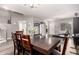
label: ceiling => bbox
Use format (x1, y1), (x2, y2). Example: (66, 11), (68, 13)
(0, 4), (79, 19)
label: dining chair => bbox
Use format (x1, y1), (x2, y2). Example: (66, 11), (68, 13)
(12, 32), (23, 55)
(52, 36), (69, 55)
(22, 35), (32, 55)
(15, 33), (23, 55)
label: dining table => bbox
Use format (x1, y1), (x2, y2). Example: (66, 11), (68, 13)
(30, 35), (60, 55)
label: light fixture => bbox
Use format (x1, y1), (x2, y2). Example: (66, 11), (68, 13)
(7, 10), (11, 24)
(74, 12), (78, 17)
(24, 4), (40, 8)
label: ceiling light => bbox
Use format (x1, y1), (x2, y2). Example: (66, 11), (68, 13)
(24, 4), (40, 8)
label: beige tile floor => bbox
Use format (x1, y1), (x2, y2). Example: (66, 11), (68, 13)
(0, 40), (14, 55)
(65, 38), (76, 55)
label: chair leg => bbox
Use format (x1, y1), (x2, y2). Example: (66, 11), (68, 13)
(17, 49), (20, 55)
(14, 47), (16, 55)
(14, 49), (15, 55)
(17, 50), (19, 55)
(23, 49), (25, 55)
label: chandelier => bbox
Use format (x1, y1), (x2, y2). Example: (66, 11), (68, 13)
(24, 4), (40, 8)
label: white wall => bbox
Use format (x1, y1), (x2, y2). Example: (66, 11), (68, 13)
(44, 17), (73, 35)
(48, 21), (55, 34)
(44, 19), (55, 35)
(54, 18), (73, 35)
(0, 9), (33, 43)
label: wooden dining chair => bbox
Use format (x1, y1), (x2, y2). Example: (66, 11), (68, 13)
(22, 35), (32, 55)
(12, 32), (23, 55)
(15, 33), (23, 54)
(52, 36), (69, 55)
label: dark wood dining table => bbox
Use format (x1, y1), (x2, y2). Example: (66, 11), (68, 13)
(30, 35), (60, 55)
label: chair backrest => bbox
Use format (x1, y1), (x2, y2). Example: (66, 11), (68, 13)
(12, 32), (23, 47)
(16, 31), (23, 34)
(22, 35), (32, 53)
(15, 33), (22, 40)
(15, 33), (23, 47)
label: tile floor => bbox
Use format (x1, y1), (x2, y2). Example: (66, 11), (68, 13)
(0, 40), (14, 55)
